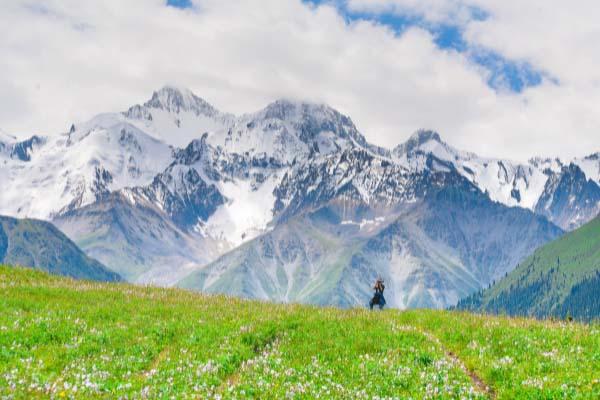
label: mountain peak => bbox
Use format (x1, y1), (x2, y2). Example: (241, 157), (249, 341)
(261, 98), (301, 120)
(410, 129), (442, 142)
(144, 85), (220, 117)
(252, 98), (378, 153)
(261, 98), (333, 121)
(393, 129), (444, 156)
(409, 129), (442, 144)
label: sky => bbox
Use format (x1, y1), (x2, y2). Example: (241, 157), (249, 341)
(1, 0), (599, 161)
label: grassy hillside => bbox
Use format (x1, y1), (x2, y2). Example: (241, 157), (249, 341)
(0, 216), (121, 282)
(457, 215), (600, 320)
(1, 266), (598, 399)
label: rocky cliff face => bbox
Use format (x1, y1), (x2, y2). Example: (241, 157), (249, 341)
(534, 163), (600, 230)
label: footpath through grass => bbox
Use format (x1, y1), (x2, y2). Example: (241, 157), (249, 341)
(0, 265), (598, 399)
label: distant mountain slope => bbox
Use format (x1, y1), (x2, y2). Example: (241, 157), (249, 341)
(53, 192), (227, 284)
(179, 171), (562, 308)
(0, 215), (120, 282)
(456, 215), (600, 321)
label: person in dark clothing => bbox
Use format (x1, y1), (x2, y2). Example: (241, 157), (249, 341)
(369, 278), (386, 310)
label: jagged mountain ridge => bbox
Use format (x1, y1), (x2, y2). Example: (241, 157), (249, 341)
(392, 131), (600, 229)
(534, 163), (600, 230)
(2, 86), (598, 229)
(1, 86), (598, 308)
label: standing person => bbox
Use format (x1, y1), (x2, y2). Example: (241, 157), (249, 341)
(369, 278), (386, 310)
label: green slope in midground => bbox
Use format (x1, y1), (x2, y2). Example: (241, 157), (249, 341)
(1, 266), (598, 399)
(457, 215), (600, 320)
(0, 215), (121, 282)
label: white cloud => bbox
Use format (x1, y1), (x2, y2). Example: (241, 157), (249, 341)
(0, 0), (598, 161)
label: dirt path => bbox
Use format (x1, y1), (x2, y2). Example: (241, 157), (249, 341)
(418, 329), (496, 399)
(140, 345), (171, 380)
(215, 335), (281, 395)
(391, 323), (495, 398)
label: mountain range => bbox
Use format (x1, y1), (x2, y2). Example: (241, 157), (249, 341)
(1, 86), (598, 308)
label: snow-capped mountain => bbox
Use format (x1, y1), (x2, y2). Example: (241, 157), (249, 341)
(2, 86), (598, 308)
(6, 87), (595, 229)
(124, 86), (235, 148)
(392, 131), (547, 209)
(391, 130), (600, 230)
(204, 99), (384, 164)
(0, 113), (174, 219)
(392, 130), (551, 209)
(123, 86), (375, 161)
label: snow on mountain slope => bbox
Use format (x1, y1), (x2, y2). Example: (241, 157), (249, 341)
(53, 132), (287, 283)
(124, 86), (235, 148)
(128, 135), (287, 247)
(203, 173), (281, 247)
(392, 130), (554, 210)
(0, 113), (174, 219)
(0, 128), (46, 162)
(274, 148), (414, 221)
(121, 89), (390, 247)
(390, 130), (600, 230)
(122, 89), (389, 247)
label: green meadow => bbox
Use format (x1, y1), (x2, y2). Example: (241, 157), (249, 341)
(0, 265), (598, 399)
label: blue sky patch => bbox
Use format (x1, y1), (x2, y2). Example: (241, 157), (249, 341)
(167, 0), (192, 9)
(304, 0), (548, 93)
(470, 49), (544, 92)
